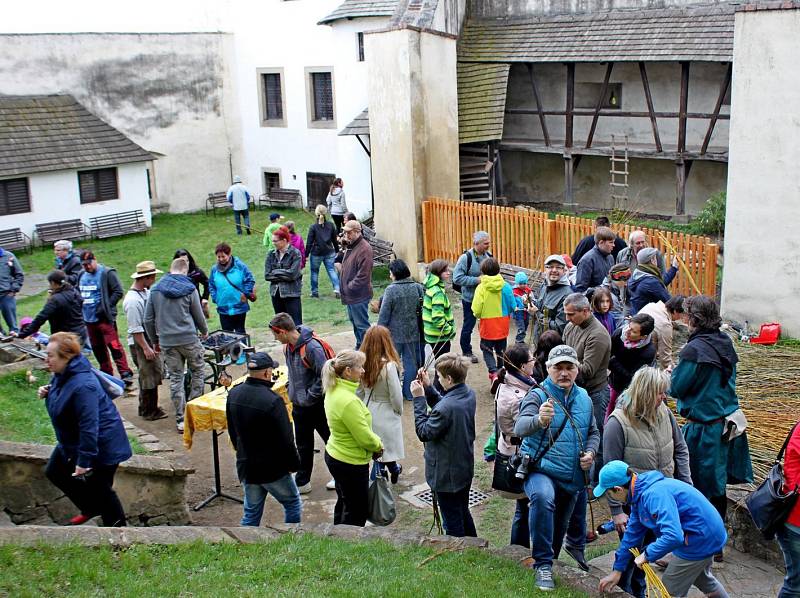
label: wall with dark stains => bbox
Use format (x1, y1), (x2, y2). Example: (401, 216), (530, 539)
(0, 33), (241, 212)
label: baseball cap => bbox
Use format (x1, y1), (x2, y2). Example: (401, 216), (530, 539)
(544, 254), (567, 267)
(269, 212), (282, 221)
(247, 352), (279, 371)
(80, 250), (95, 264)
(546, 345), (579, 367)
(593, 460), (633, 498)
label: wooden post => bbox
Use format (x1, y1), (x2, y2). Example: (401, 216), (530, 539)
(675, 159), (694, 216)
(705, 243), (719, 296)
(701, 63), (732, 155)
(585, 62), (613, 149)
(565, 63), (575, 149)
(677, 62), (690, 154)
(527, 64), (550, 147)
(546, 219), (558, 256)
(564, 154), (577, 210)
(639, 62), (662, 152)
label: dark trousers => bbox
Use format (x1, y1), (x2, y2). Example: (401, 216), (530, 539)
(459, 300), (477, 356)
(45, 447), (126, 527)
(436, 485), (477, 538)
(271, 290), (303, 326)
(331, 214), (344, 232)
(293, 401), (330, 487)
(86, 321), (132, 379)
(324, 452), (369, 527)
(219, 312), (247, 334)
(479, 337), (507, 373)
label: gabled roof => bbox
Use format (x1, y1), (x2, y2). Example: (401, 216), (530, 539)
(0, 94), (155, 178)
(458, 63), (510, 144)
(339, 108), (370, 136)
(458, 6), (736, 63)
(318, 0), (399, 25)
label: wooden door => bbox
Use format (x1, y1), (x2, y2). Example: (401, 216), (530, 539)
(306, 172), (335, 210)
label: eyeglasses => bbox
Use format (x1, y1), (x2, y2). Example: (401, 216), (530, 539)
(545, 265), (565, 270)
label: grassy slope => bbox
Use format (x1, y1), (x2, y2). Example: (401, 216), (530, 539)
(0, 534), (588, 597)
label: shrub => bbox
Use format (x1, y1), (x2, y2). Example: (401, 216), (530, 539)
(694, 191), (726, 237)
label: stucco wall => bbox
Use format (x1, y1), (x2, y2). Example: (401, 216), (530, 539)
(367, 28), (459, 266)
(471, 0), (733, 17)
(721, 8), (800, 337)
(0, 162), (152, 239)
(0, 33), (240, 213)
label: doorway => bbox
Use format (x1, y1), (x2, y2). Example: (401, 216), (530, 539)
(306, 171), (336, 210)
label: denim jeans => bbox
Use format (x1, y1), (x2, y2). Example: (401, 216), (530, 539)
(241, 473), (302, 526)
(514, 312), (528, 343)
(436, 485), (477, 538)
(233, 209), (251, 235)
(565, 488), (588, 552)
(511, 497), (530, 547)
(778, 524), (800, 598)
(309, 253), (340, 296)
(346, 301), (371, 349)
(459, 299), (477, 355)
(0, 293), (18, 332)
(524, 472), (579, 568)
(479, 338), (507, 374)
(396, 341), (422, 399)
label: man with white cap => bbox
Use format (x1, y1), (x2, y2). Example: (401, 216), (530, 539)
(513, 344), (599, 592)
(596, 460), (729, 597)
(123, 261), (166, 421)
(628, 247), (679, 315)
(529, 254), (572, 343)
(226, 175), (252, 235)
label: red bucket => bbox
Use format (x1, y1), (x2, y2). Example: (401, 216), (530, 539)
(750, 322), (781, 345)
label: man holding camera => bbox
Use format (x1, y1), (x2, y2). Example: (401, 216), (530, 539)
(513, 345), (600, 592)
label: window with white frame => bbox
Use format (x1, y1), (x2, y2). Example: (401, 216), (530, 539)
(305, 67), (336, 129)
(257, 68), (287, 127)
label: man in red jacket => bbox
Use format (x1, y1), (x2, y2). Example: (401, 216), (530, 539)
(777, 420), (800, 597)
(339, 220), (373, 349)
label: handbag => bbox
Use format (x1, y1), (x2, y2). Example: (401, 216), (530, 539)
(367, 462), (396, 526)
(221, 268), (256, 302)
(745, 422), (799, 539)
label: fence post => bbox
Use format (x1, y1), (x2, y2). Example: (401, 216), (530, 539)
(546, 219), (558, 257)
(705, 243), (719, 296)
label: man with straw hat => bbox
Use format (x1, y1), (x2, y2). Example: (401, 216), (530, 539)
(123, 260), (166, 421)
(596, 460), (730, 597)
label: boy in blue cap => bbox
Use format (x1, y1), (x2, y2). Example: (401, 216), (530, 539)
(596, 460), (729, 598)
(512, 270), (533, 343)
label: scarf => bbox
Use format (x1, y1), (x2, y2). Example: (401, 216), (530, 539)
(622, 322), (652, 349)
(595, 311), (616, 335)
(636, 263), (665, 288)
(680, 328), (739, 386)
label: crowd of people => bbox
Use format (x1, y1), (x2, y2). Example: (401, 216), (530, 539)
(17, 203), (799, 598)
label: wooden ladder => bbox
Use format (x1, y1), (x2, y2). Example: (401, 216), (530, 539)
(610, 134), (629, 209)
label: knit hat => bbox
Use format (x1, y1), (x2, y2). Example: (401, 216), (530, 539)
(514, 271), (529, 285)
(637, 247), (659, 265)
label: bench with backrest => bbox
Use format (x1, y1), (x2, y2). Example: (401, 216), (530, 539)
(499, 263), (543, 291)
(35, 219), (91, 247)
(90, 210), (149, 240)
(258, 188), (302, 210)
(207, 191), (257, 215)
(363, 225), (395, 266)
(0, 228), (32, 254)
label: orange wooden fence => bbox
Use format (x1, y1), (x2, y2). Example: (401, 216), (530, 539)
(421, 198), (719, 297)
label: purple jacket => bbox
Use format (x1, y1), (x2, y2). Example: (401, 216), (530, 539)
(289, 233), (306, 268)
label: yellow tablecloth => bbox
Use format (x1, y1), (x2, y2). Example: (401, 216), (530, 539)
(182, 366), (291, 449)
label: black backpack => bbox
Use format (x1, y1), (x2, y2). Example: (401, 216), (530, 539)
(451, 251), (472, 294)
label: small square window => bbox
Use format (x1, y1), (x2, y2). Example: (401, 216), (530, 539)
(0, 177), (31, 215)
(78, 168), (118, 203)
(356, 32), (365, 62)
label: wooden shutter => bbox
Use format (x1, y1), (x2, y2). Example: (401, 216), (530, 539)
(97, 168), (118, 200)
(0, 178), (31, 215)
(312, 72), (333, 121)
(263, 73), (283, 120)
(78, 170), (98, 203)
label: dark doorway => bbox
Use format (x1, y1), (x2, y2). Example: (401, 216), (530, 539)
(306, 171), (335, 210)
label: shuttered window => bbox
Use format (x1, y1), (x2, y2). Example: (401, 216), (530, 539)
(78, 168), (119, 203)
(262, 73), (283, 121)
(0, 178), (31, 215)
(312, 72), (334, 121)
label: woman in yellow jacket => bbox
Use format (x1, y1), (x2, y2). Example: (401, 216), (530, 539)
(323, 350), (384, 526)
(472, 257), (517, 382)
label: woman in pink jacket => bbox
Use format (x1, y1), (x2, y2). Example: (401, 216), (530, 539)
(285, 221), (306, 269)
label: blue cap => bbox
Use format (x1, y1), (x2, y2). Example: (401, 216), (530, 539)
(514, 271), (529, 285)
(593, 460), (632, 498)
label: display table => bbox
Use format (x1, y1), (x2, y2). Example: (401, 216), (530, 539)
(182, 366), (290, 510)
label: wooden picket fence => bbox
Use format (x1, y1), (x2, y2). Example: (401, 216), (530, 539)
(421, 197), (719, 297)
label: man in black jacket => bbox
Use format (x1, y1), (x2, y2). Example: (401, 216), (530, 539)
(78, 251), (133, 386)
(226, 352), (302, 525)
(54, 240), (83, 286)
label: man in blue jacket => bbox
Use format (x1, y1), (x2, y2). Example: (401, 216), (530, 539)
(596, 460), (729, 598)
(451, 231), (491, 363)
(628, 247), (679, 315)
(227, 175), (252, 235)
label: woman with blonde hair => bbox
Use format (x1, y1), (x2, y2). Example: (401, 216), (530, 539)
(358, 326), (404, 484)
(305, 204), (340, 298)
(603, 365), (692, 597)
(323, 350), (384, 526)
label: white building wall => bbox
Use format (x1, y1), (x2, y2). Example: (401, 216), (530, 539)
(230, 1), (385, 218)
(721, 8), (800, 337)
(0, 162), (152, 239)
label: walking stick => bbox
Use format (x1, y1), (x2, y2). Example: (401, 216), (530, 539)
(656, 232), (701, 295)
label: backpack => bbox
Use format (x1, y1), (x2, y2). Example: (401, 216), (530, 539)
(452, 250), (473, 294)
(288, 332), (336, 369)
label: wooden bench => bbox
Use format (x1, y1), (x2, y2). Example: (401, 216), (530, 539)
(207, 191), (258, 215)
(367, 234), (395, 266)
(500, 263), (544, 292)
(258, 188), (302, 210)
(0, 228), (32, 254)
(90, 210), (149, 239)
(35, 219), (91, 247)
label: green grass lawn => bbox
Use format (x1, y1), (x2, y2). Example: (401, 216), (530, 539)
(15, 208), (390, 342)
(0, 534), (588, 597)
(0, 369), (145, 454)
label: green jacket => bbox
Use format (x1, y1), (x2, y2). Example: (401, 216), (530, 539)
(324, 378), (383, 465)
(422, 273), (455, 344)
(262, 222), (283, 250)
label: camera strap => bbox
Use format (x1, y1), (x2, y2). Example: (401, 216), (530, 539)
(530, 403), (570, 467)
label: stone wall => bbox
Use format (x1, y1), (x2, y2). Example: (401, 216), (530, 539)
(0, 441), (193, 526)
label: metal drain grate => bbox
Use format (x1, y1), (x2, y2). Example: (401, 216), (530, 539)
(414, 487), (491, 508)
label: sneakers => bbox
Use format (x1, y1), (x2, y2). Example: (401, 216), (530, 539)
(535, 565), (555, 591)
(297, 483), (312, 495)
(488, 372), (498, 383)
(143, 408), (168, 421)
(564, 545), (589, 572)
(310, 292), (319, 298)
(122, 375), (134, 389)
(176, 422), (184, 433)
(69, 514), (91, 525)
(334, 290), (341, 299)
(390, 464), (402, 485)
(465, 353), (479, 364)
(326, 479), (336, 490)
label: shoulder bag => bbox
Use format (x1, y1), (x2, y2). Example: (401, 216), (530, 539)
(367, 461), (396, 526)
(221, 267), (256, 302)
(745, 422), (799, 539)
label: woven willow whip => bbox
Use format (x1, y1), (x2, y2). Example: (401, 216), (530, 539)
(629, 548), (672, 598)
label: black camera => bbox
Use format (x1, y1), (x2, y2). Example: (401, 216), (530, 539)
(511, 453), (531, 480)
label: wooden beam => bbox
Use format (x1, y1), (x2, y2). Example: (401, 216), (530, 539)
(678, 62), (690, 154)
(585, 62), (613, 150)
(565, 63), (575, 149)
(505, 108), (728, 119)
(526, 64), (550, 147)
(639, 62), (662, 152)
(564, 155), (575, 207)
(675, 158), (692, 215)
(701, 63), (732, 155)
